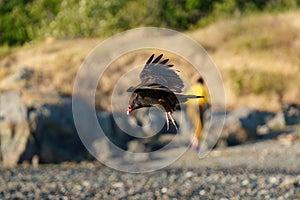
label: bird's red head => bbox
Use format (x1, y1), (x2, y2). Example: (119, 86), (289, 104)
(127, 104), (135, 115)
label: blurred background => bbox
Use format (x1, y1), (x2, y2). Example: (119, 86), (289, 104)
(1, 0), (300, 109)
(0, 0), (300, 199)
(0, 0), (300, 198)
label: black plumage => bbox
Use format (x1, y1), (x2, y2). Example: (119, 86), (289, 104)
(127, 54), (203, 130)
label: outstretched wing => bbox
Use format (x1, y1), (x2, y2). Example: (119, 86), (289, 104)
(138, 54), (184, 93)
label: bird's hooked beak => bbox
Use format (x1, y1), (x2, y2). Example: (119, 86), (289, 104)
(127, 105), (134, 115)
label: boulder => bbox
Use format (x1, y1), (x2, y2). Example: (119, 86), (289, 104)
(256, 103), (300, 139)
(257, 111), (285, 135)
(94, 110), (116, 159)
(0, 67), (33, 89)
(283, 103), (300, 126)
(0, 91), (30, 166)
(27, 98), (87, 163)
(95, 107), (190, 156)
(215, 107), (274, 146)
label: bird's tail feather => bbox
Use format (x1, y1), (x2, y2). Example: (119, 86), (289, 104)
(177, 94), (204, 103)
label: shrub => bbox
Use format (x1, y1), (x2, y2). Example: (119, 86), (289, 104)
(227, 68), (292, 97)
(0, 0), (300, 46)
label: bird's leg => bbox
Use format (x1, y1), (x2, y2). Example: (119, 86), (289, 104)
(165, 112), (170, 130)
(167, 112), (178, 130)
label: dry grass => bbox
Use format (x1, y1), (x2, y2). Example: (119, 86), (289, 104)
(189, 10), (300, 110)
(0, 38), (100, 106)
(1, 11), (300, 111)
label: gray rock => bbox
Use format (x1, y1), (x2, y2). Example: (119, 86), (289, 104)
(267, 111), (286, 129)
(94, 107), (193, 156)
(0, 67), (33, 88)
(125, 140), (149, 162)
(127, 140), (146, 153)
(257, 111), (285, 135)
(0, 90), (27, 124)
(283, 103), (300, 125)
(27, 98), (87, 163)
(256, 104), (300, 138)
(0, 91), (30, 166)
(215, 107), (274, 146)
(97, 111), (113, 135)
(94, 111), (115, 159)
(112, 123), (134, 151)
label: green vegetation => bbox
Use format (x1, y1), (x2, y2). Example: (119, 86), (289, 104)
(1, 0), (300, 46)
(227, 68), (293, 97)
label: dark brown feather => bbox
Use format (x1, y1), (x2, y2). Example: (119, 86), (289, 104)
(127, 54), (204, 126)
(139, 54), (184, 93)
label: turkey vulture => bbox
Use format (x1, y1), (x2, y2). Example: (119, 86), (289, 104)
(126, 54), (203, 130)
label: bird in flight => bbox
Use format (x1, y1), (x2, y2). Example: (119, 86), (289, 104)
(126, 54), (203, 130)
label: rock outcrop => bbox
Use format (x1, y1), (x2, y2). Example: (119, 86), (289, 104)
(0, 91), (30, 166)
(1, 90), (299, 166)
(26, 98), (87, 163)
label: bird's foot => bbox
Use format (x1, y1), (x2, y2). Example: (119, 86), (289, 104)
(165, 112), (178, 131)
(165, 112), (170, 130)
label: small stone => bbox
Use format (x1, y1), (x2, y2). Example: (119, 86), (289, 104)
(184, 171), (194, 178)
(268, 176), (278, 184)
(161, 187), (168, 193)
(199, 189), (206, 195)
(82, 180), (90, 187)
(32, 155), (39, 168)
(112, 182), (124, 189)
(241, 179), (249, 186)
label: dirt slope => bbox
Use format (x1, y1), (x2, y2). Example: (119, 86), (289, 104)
(1, 11), (300, 111)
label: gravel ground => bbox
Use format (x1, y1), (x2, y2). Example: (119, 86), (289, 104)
(1, 139), (300, 199)
(0, 165), (299, 199)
